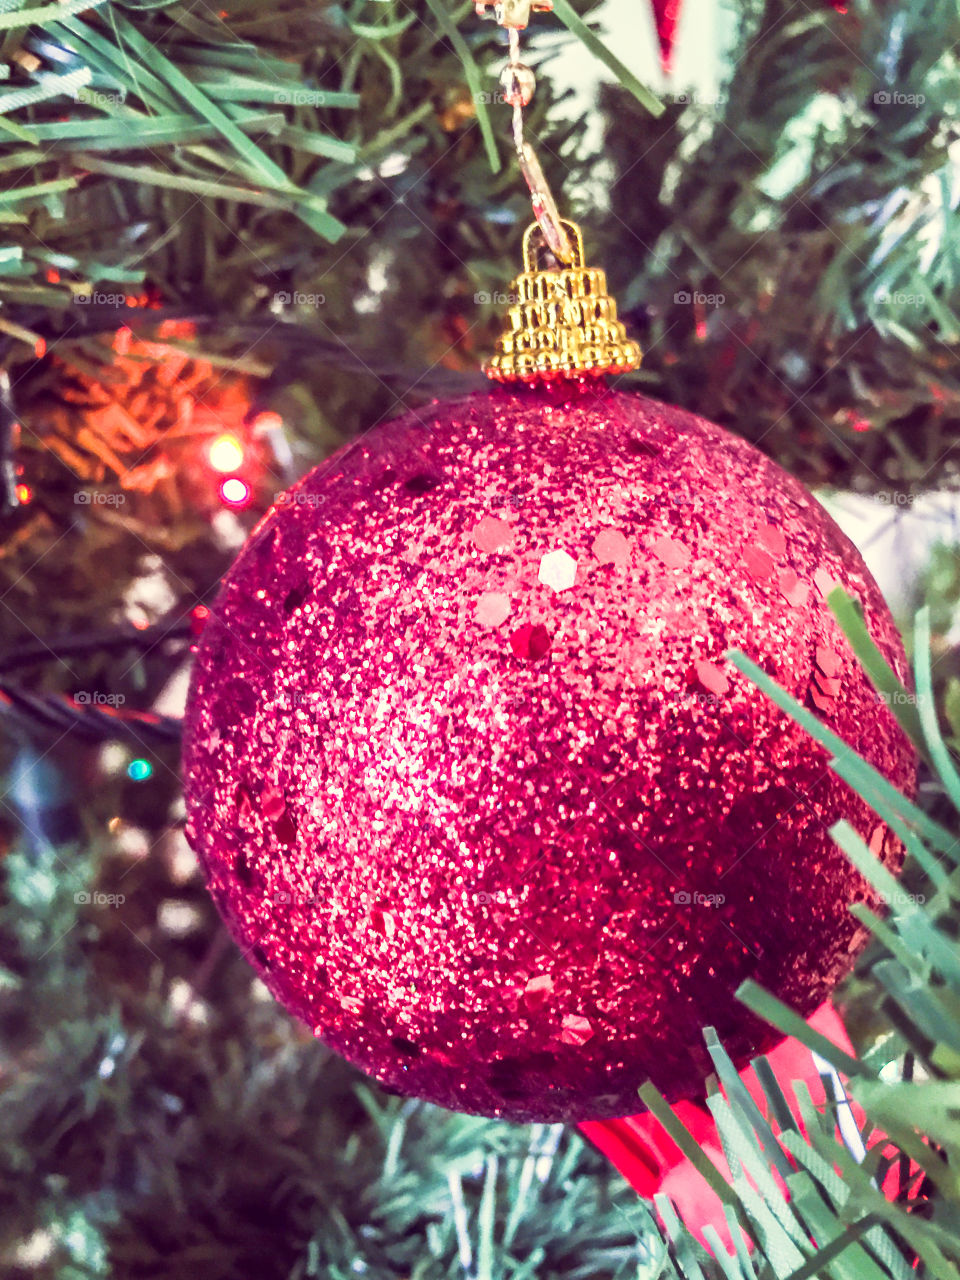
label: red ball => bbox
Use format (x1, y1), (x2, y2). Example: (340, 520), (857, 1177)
(183, 386), (914, 1122)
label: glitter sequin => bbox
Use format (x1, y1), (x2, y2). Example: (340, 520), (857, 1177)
(592, 529), (630, 566)
(476, 592), (512, 628)
(538, 549), (578, 592)
(183, 386), (915, 1123)
(472, 515), (514, 552)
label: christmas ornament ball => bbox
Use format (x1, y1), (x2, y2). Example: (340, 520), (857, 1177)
(183, 386), (914, 1122)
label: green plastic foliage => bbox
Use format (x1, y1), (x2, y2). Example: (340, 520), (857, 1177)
(0, 0), (654, 311)
(603, 0), (960, 492)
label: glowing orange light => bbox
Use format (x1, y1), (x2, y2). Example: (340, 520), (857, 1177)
(34, 338), (46, 358)
(15, 483), (32, 505)
(46, 268), (61, 284)
(220, 477), (250, 507)
(208, 433), (245, 473)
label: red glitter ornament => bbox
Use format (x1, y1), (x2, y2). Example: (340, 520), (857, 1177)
(182, 385), (914, 1123)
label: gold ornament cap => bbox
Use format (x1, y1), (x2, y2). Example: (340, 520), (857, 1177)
(484, 220), (642, 384)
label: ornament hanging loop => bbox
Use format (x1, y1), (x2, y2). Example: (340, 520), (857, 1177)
(522, 217), (583, 272)
(477, 0), (640, 380)
(477, 1), (574, 264)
